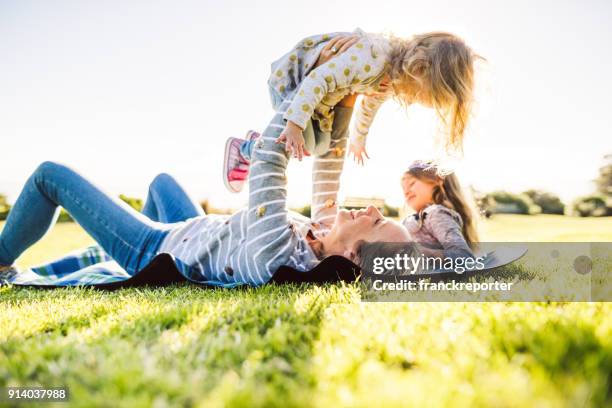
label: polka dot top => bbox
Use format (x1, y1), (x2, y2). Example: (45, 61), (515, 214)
(268, 28), (392, 146)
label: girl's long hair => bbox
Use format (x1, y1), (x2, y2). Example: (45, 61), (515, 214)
(387, 32), (483, 153)
(404, 167), (479, 248)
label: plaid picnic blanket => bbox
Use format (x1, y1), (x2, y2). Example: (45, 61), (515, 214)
(11, 246), (133, 286)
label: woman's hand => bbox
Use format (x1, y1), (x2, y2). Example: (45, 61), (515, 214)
(314, 35), (359, 68)
(349, 142), (370, 166)
(276, 121), (310, 160)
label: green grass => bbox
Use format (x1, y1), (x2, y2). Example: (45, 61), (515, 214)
(1, 215), (611, 407)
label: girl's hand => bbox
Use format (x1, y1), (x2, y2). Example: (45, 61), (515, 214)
(314, 35), (359, 68)
(349, 142), (370, 166)
(276, 121), (310, 160)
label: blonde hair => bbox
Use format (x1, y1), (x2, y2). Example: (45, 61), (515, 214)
(388, 32), (482, 153)
(404, 166), (479, 249)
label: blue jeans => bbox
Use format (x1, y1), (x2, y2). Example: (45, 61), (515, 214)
(141, 173), (203, 224)
(0, 162), (202, 275)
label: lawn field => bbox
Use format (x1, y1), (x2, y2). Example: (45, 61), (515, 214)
(1, 215), (611, 407)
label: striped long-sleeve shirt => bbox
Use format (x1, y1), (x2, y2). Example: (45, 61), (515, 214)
(158, 107), (355, 287)
(310, 105), (352, 229)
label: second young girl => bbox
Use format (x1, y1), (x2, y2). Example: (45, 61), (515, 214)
(401, 160), (479, 260)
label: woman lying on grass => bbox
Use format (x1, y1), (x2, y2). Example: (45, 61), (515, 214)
(0, 92), (410, 288)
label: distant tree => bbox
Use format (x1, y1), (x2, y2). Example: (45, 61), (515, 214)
(291, 204), (311, 218)
(57, 208), (73, 222)
(595, 153), (612, 197)
(486, 191), (540, 215)
(199, 199), (234, 215)
(523, 190), (565, 215)
(470, 187), (493, 218)
(571, 194), (610, 217)
(200, 199), (210, 214)
(119, 194), (143, 212)
(383, 204), (399, 218)
(0, 194), (10, 221)
(569, 154), (612, 217)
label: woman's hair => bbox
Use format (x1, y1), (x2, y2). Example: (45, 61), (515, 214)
(404, 164), (479, 248)
(387, 32), (483, 153)
(355, 240), (419, 275)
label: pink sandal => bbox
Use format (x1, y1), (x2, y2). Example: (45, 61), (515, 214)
(222, 130), (260, 193)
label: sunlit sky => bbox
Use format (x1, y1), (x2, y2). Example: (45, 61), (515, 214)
(2, 0), (611, 210)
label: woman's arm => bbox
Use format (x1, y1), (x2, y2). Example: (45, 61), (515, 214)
(244, 115), (300, 284)
(310, 95), (355, 228)
(242, 37), (363, 283)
